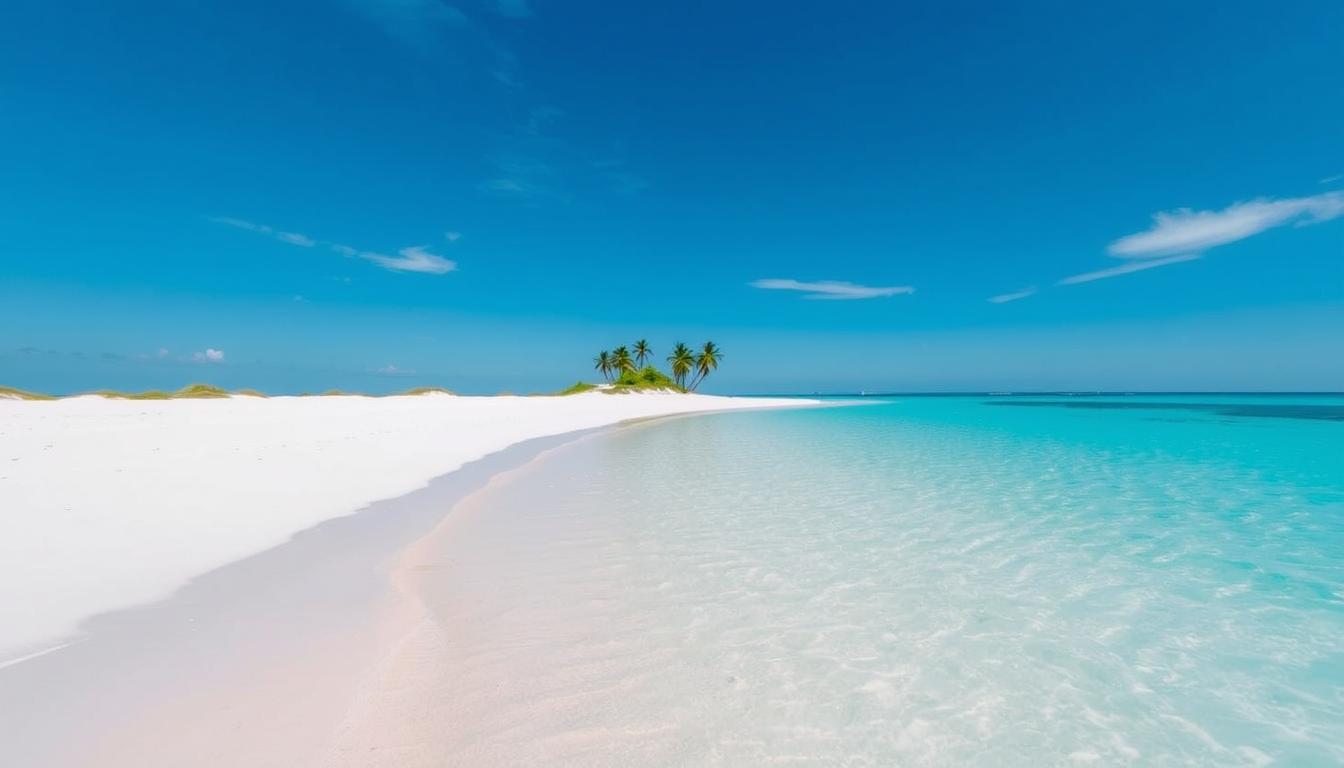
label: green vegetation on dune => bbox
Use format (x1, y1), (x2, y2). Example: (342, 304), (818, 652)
(607, 365), (682, 393)
(556, 381), (599, 395)
(87, 383), (230, 400)
(5, 384), (460, 399)
(87, 389), (171, 400)
(0, 385), (56, 400)
(400, 386), (454, 396)
(4, 343), (719, 402)
(174, 383), (231, 398)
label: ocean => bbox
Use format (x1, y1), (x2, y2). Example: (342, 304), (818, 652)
(419, 394), (1344, 765)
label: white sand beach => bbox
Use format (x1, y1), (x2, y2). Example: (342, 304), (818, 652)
(0, 391), (812, 663)
(0, 391), (819, 766)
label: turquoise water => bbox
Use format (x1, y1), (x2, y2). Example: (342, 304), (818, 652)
(430, 395), (1344, 765)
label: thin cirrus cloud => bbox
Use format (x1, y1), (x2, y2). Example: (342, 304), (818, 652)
(214, 217), (457, 275)
(275, 232), (316, 247)
(751, 279), (915, 300)
(358, 245), (457, 275)
(987, 287), (1038, 304)
(339, 0), (525, 90)
(212, 217), (315, 248)
(480, 154), (560, 202)
(1106, 191), (1344, 259)
(1048, 190), (1344, 289)
(480, 177), (541, 197)
(1057, 253), (1202, 286)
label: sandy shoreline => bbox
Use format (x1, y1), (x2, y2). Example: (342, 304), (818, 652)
(325, 427), (622, 766)
(0, 392), (816, 766)
(0, 391), (814, 662)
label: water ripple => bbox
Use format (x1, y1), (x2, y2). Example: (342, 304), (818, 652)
(419, 398), (1344, 766)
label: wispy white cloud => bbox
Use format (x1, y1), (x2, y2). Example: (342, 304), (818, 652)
(339, 0), (527, 95)
(214, 216), (459, 275)
(478, 172), (556, 200)
(1107, 192), (1344, 258)
(276, 232), (316, 247)
(212, 217), (317, 249)
(1057, 253), (1201, 286)
(483, 106), (651, 203)
(192, 348), (225, 363)
(480, 177), (536, 196)
(479, 157), (559, 200)
(1321, 174), (1342, 185)
(751, 278), (915, 300)
(130, 347), (172, 362)
(1046, 190), (1343, 290)
(988, 287), (1038, 304)
(359, 245), (457, 274)
(211, 216), (271, 234)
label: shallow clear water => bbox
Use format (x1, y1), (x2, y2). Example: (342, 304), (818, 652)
(429, 395), (1344, 766)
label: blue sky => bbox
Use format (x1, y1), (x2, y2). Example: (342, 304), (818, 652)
(1, 0), (1341, 394)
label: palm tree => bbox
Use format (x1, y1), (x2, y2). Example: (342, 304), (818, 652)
(593, 350), (613, 382)
(612, 346), (634, 375)
(633, 339), (652, 369)
(688, 341), (722, 392)
(667, 342), (694, 389)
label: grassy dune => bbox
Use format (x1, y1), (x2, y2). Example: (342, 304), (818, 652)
(0, 383), (466, 400)
(0, 385), (57, 401)
(3, 378), (701, 400)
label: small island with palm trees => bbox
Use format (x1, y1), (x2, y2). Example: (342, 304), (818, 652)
(569, 339), (721, 394)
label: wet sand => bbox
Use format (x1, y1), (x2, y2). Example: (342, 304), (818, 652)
(0, 429), (599, 767)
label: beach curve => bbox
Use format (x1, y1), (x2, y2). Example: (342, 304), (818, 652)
(0, 391), (816, 663)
